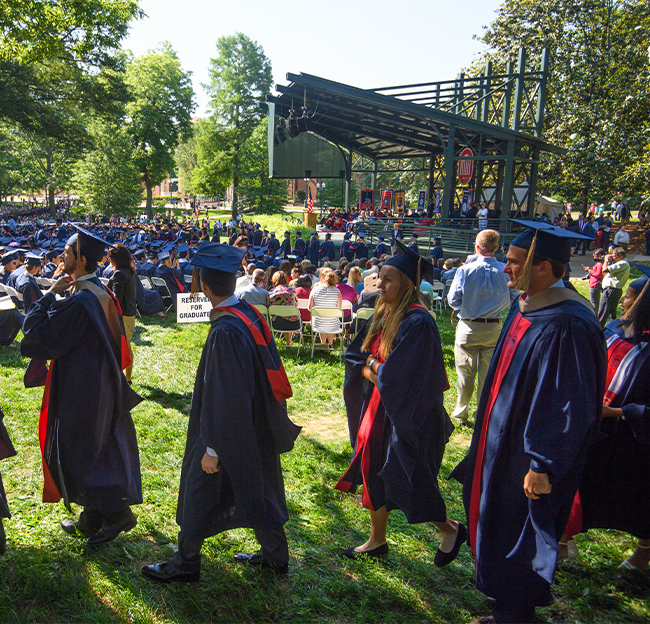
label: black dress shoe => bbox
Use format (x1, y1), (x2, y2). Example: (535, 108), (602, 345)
(434, 522), (466, 567)
(61, 518), (99, 538)
(87, 511), (137, 546)
(233, 552), (288, 574)
(339, 543), (389, 560)
(142, 561), (200, 583)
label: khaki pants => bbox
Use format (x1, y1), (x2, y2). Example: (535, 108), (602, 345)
(452, 319), (502, 422)
(123, 315), (135, 381)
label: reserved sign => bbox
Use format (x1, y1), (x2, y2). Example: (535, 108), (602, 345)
(176, 294), (211, 323)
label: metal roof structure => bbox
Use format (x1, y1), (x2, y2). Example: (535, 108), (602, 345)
(267, 49), (562, 221)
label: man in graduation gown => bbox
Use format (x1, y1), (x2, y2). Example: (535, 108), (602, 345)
(349, 233), (369, 260)
(15, 253), (44, 312)
(340, 232), (353, 260)
(1, 250), (20, 285)
(456, 220), (606, 624)
(319, 232), (336, 263)
(0, 406), (17, 555)
(20, 225), (143, 546)
(306, 231), (320, 266)
(374, 236), (389, 258)
(279, 231), (292, 258)
(293, 231), (306, 259)
(268, 232), (280, 257)
(153, 250), (185, 312)
(142, 243), (300, 582)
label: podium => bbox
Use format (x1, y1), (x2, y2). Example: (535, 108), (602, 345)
(304, 211), (317, 229)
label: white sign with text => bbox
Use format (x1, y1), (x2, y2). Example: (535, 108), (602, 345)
(176, 294), (212, 323)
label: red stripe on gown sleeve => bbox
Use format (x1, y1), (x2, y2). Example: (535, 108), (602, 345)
(38, 363), (61, 503)
(468, 312), (532, 558)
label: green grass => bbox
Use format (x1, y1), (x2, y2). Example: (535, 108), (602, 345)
(1, 295), (649, 623)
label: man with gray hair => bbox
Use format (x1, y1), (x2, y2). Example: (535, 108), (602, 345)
(447, 230), (512, 424)
(235, 268), (269, 307)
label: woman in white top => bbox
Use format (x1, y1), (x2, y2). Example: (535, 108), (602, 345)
(308, 268), (343, 346)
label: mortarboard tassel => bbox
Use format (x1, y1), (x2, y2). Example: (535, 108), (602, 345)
(190, 266), (200, 296)
(514, 232), (538, 293)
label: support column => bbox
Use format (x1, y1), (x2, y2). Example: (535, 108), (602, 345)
(344, 150), (353, 211)
(512, 49), (526, 132)
(527, 148), (541, 217)
(442, 125), (456, 219)
(500, 140), (516, 228)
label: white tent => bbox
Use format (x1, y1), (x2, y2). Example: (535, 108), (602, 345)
(533, 195), (564, 220)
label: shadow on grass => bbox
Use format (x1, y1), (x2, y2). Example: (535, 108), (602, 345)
(0, 342), (29, 370)
(137, 384), (192, 412)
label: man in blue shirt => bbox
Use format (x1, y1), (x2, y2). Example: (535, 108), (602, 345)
(447, 230), (512, 424)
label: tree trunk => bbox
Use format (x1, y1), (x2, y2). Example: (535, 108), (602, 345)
(146, 183), (153, 220)
(46, 151), (56, 217)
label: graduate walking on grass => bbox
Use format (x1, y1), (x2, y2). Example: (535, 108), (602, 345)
(20, 225), (143, 546)
(336, 240), (465, 566)
(142, 244), (301, 582)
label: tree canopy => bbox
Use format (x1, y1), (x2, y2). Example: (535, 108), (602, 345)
(475, 0), (650, 208)
(204, 32), (273, 217)
(125, 43), (195, 217)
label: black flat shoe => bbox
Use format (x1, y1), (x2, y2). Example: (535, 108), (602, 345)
(434, 522), (466, 567)
(142, 561), (200, 583)
(87, 511), (137, 546)
(233, 552), (288, 574)
(339, 543), (389, 560)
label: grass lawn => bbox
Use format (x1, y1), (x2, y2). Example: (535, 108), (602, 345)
(1, 279), (649, 623)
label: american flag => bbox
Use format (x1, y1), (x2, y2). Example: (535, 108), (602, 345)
(307, 186), (314, 213)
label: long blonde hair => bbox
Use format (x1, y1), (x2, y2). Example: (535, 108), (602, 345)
(361, 270), (420, 360)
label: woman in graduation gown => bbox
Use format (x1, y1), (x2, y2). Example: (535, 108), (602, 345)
(335, 241), (465, 565)
(566, 274), (650, 570)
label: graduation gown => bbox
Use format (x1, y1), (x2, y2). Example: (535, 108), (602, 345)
(349, 241), (368, 260)
(0, 407), (16, 519)
(15, 272), (42, 311)
(340, 240), (353, 261)
(453, 286), (606, 609)
(569, 320), (650, 539)
(336, 306), (453, 523)
(293, 238), (306, 259)
(269, 238), (280, 257)
(134, 274), (165, 315)
(20, 279), (143, 513)
(153, 264), (185, 312)
(374, 242), (389, 258)
(306, 237), (320, 265)
(279, 239), (291, 257)
(176, 300), (300, 540)
(0, 304), (23, 346)
(319, 239), (335, 262)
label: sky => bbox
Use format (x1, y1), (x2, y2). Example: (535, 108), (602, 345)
(123, 0), (504, 117)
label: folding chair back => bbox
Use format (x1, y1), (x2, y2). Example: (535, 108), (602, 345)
(309, 306), (344, 358)
(363, 273), (379, 291)
(354, 307), (374, 335)
(267, 305), (303, 351)
(151, 276), (174, 311)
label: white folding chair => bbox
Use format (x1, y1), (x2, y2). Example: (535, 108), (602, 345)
(363, 273), (379, 292)
(431, 281), (445, 311)
(252, 304), (269, 322)
(267, 305), (304, 351)
(139, 275), (154, 290)
(341, 299), (354, 335)
(0, 283), (6, 295)
(0, 295), (16, 311)
(150, 276), (174, 312)
(184, 274), (193, 285)
(309, 306), (344, 358)
(354, 307), (374, 335)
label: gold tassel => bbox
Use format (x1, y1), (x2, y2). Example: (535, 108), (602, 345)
(190, 266), (200, 297)
(513, 233), (538, 293)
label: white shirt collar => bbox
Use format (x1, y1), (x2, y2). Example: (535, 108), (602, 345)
(213, 294), (239, 308)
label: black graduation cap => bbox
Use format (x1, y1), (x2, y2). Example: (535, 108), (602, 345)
(190, 243), (246, 274)
(46, 249), (60, 261)
(385, 239), (434, 285)
(1, 250), (19, 266)
(509, 219), (593, 264)
(177, 243), (190, 254)
(632, 263), (650, 279)
(66, 223), (115, 264)
(24, 252), (42, 267)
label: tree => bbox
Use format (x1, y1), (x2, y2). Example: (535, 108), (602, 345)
(72, 119), (142, 215)
(474, 0), (650, 209)
(125, 43), (195, 218)
(191, 118), (232, 198)
(237, 120), (288, 213)
(205, 32), (273, 218)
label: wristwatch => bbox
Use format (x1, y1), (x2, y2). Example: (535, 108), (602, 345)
(367, 357), (376, 372)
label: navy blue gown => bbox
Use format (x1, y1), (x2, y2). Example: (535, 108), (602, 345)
(454, 287), (606, 610)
